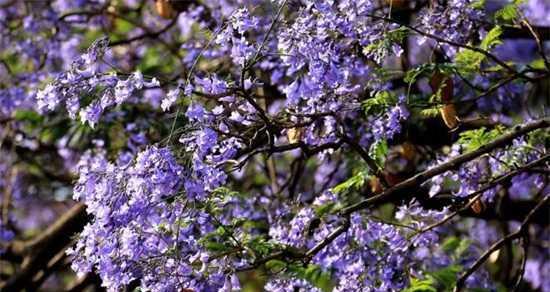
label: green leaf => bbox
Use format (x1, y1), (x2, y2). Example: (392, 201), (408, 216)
(403, 278), (437, 292)
(480, 26), (503, 51)
(470, 0), (485, 9)
(419, 107), (441, 118)
(428, 265), (462, 290)
(527, 128), (550, 148)
(455, 26), (502, 74)
(404, 64), (435, 85)
(441, 236), (461, 253)
(288, 264), (333, 292)
(115, 18), (134, 34)
(40, 126), (67, 144)
(204, 241), (230, 252)
(363, 27), (408, 62)
(138, 48), (162, 74)
(494, 1), (525, 23)
(13, 110), (44, 124)
(314, 202), (338, 217)
(458, 126), (505, 152)
(369, 139), (388, 168)
(246, 236), (276, 256)
(362, 91), (397, 115)
(331, 170), (369, 194)
(455, 238), (472, 258)
(454, 49), (485, 74)
(529, 59), (546, 70)
(265, 259), (287, 272)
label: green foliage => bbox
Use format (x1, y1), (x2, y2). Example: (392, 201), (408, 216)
(429, 77), (451, 104)
(480, 26), (503, 51)
(404, 237), (470, 292)
(288, 264), (333, 292)
(454, 48), (485, 74)
(403, 278), (437, 292)
(454, 26), (502, 74)
(363, 27), (408, 61)
(419, 107), (441, 118)
(212, 186), (242, 200)
(455, 238), (473, 259)
(114, 18), (135, 35)
(246, 236), (278, 257)
(494, 0), (526, 23)
(441, 236), (462, 253)
(404, 265), (462, 292)
(529, 59), (547, 70)
(138, 47), (177, 75)
(204, 241), (230, 252)
(0, 52), (31, 75)
(470, 0), (486, 10)
(265, 259), (287, 272)
(331, 170), (369, 195)
(458, 126), (505, 152)
(527, 128), (550, 148)
(13, 109), (44, 124)
(138, 47), (166, 75)
(404, 64), (434, 85)
(404, 63), (455, 86)
(369, 139), (388, 168)
(362, 91), (397, 115)
(40, 125), (68, 144)
(265, 261), (333, 291)
(291, 264), (333, 292)
(429, 265), (462, 291)
(442, 236), (472, 259)
(314, 201), (339, 217)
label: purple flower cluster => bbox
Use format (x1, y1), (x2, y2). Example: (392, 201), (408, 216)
(70, 146), (241, 291)
(417, 0), (485, 55)
(0, 0), (548, 291)
(36, 38), (162, 127)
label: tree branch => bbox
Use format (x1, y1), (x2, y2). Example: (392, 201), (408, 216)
(413, 154), (550, 236)
(454, 195), (549, 291)
(0, 203), (89, 291)
(341, 118), (549, 215)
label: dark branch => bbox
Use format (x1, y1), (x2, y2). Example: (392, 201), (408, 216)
(454, 195), (549, 291)
(0, 203), (89, 291)
(342, 118), (550, 215)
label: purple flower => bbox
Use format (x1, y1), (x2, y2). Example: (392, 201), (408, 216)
(161, 88), (180, 112)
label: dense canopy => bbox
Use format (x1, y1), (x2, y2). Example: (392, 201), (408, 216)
(0, 0), (549, 291)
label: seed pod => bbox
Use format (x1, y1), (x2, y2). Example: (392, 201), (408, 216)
(369, 176), (383, 194)
(440, 104), (459, 129)
(155, 0), (175, 19)
(399, 142), (416, 161)
(470, 197), (485, 214)
(106, 5), (117, 28)
(429, 71), (454, 102)
(430, 71), (458, 129)
(286, 127), (303, 144)
(489, 250), (500, 263)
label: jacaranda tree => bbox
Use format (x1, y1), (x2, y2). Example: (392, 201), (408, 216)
(0, 0), (549, 291)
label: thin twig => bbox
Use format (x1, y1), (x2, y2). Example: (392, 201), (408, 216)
(454, 195), (549, 291)
(341, 118), (550, 215)
(411, 154), (550, 237)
